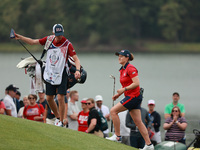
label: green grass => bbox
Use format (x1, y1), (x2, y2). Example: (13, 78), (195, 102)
(1, 41), (200, 53)
(0, 42), (42, 52)
(144, 41), (200, 53)
(0, 115), (137, 150)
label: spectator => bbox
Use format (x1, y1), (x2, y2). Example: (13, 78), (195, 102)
(37, 90), (47, 109)
(15, 91), (22, 111)
(126, 107), (151, 149)
(17, 96), (29, 118)
(95, 95), (110, 138)
(163, 106), (187, 144)
(16, 91), (24, 108)
(0, 100), (6, 114)
(85, 98), (103, 137)
(118, 110), (130, 145)
(3, 84), (19, 117)
(37, 90), (48, 123)
(46, 95), (68, 125)
(148, 99), (161, 145)
(164, 92), (185, 119)
(23, 94), (45, 122)
(67, 90), (80, 130)
(77, 98), (89, 132)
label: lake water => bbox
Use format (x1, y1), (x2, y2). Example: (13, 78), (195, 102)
(1, 52), (199, 116)
(0, 52), (199, 143)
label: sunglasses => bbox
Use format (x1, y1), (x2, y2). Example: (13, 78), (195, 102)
(28, 97), (35, 100)
(86, 103), (91, 105)
(172, 110), (178, 112)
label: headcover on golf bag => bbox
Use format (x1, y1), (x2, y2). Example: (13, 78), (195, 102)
(66, 57), (87, 89)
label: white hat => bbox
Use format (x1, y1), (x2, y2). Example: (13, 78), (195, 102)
(148, 99), (155, 105)
(95, 95), (103, 101)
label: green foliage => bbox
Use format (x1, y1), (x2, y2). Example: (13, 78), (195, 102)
(158, 0), (186, 41)
(0, 0), (200, 46)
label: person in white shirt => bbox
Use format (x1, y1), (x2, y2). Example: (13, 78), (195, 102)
(95, 95), (110, 138)
(67, 90), (80, 130)
(17, 96), (29, 118)
(3, 84), (19, 117)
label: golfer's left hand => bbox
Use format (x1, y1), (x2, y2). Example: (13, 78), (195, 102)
(75, 71), (81, 80)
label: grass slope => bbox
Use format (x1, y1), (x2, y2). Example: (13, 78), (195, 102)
(0, 115), (137, 150)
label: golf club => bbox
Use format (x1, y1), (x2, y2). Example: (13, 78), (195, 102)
(110, 74), (116, 133)
(10, 28), (40, 64)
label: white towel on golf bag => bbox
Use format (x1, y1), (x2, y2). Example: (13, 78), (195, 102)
(30, 63), (44, 94)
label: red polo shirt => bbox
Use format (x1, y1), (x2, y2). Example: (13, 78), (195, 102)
(39, 36), (76, 59)
(120, 63), (140, 97)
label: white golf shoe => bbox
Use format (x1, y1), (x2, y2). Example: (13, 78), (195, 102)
(140, 144), (154, 150)
(54, 119), (63, 127)
(106, 134), (121, 142)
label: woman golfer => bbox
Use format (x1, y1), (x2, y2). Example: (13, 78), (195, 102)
(106, 50), (154, 150)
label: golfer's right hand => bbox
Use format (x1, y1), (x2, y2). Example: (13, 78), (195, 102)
(112, 94), (120, 101)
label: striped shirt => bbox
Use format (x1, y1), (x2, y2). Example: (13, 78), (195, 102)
(165, 117), (187, 141)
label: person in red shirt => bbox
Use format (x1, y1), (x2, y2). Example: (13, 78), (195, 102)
(106, 50), (153, 150)
(14, 24), (81, 127)
(23, 94), (45, 122)
(77, 99), (89, 132)
(0, 101), (6, 114)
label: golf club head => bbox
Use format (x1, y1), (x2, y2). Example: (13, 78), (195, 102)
(109, 74), (115, 79)
(10, 28), (15, 39)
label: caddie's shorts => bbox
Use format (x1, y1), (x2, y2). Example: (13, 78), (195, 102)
(120, 94), (142, 111)
(46, 68), (68, 95)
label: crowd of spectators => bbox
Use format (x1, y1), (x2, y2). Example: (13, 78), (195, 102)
(1, 84), (188, 147)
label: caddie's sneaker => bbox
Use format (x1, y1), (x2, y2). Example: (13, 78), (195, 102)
(54, 118), (59, 125)
(106, 134), (122, 142)
(55, 119), (63, 127)
(139, 144), (154, 150)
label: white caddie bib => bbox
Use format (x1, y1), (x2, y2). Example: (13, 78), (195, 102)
(43, 45), (69, 85)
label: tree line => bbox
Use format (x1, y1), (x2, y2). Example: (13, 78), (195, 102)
(1, 0), (200, 48)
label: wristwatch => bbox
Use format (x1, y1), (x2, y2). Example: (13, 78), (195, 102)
(76, 69), (81, 72)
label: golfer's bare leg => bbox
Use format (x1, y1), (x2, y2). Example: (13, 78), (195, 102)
(129, 109), (151, 145)
(57, 94), (65, 122)
(46, 95), (59, 118)
(110, 102), (127, 136)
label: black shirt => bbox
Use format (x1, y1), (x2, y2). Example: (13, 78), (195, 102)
(37, 99), (48, 110)
(87, 107), (101, 133)
(149, 111), (161, 132)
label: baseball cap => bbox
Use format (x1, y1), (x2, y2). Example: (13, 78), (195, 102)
(95, 95), (103, 101)
(148, 99), (155, 105)
(81, 98), (88, 104)
(115, 50), (131, 59)
(6, 84), (19, 92)
(52, 24), (64, 36)
(38, 89), (45, 93)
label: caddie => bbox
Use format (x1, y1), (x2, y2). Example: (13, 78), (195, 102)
(14, 24), (81, 127)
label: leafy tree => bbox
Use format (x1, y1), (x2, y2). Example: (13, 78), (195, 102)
(158, 0), (186, 41)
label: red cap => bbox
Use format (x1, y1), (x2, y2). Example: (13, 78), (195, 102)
(81, 100), (87, 104)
